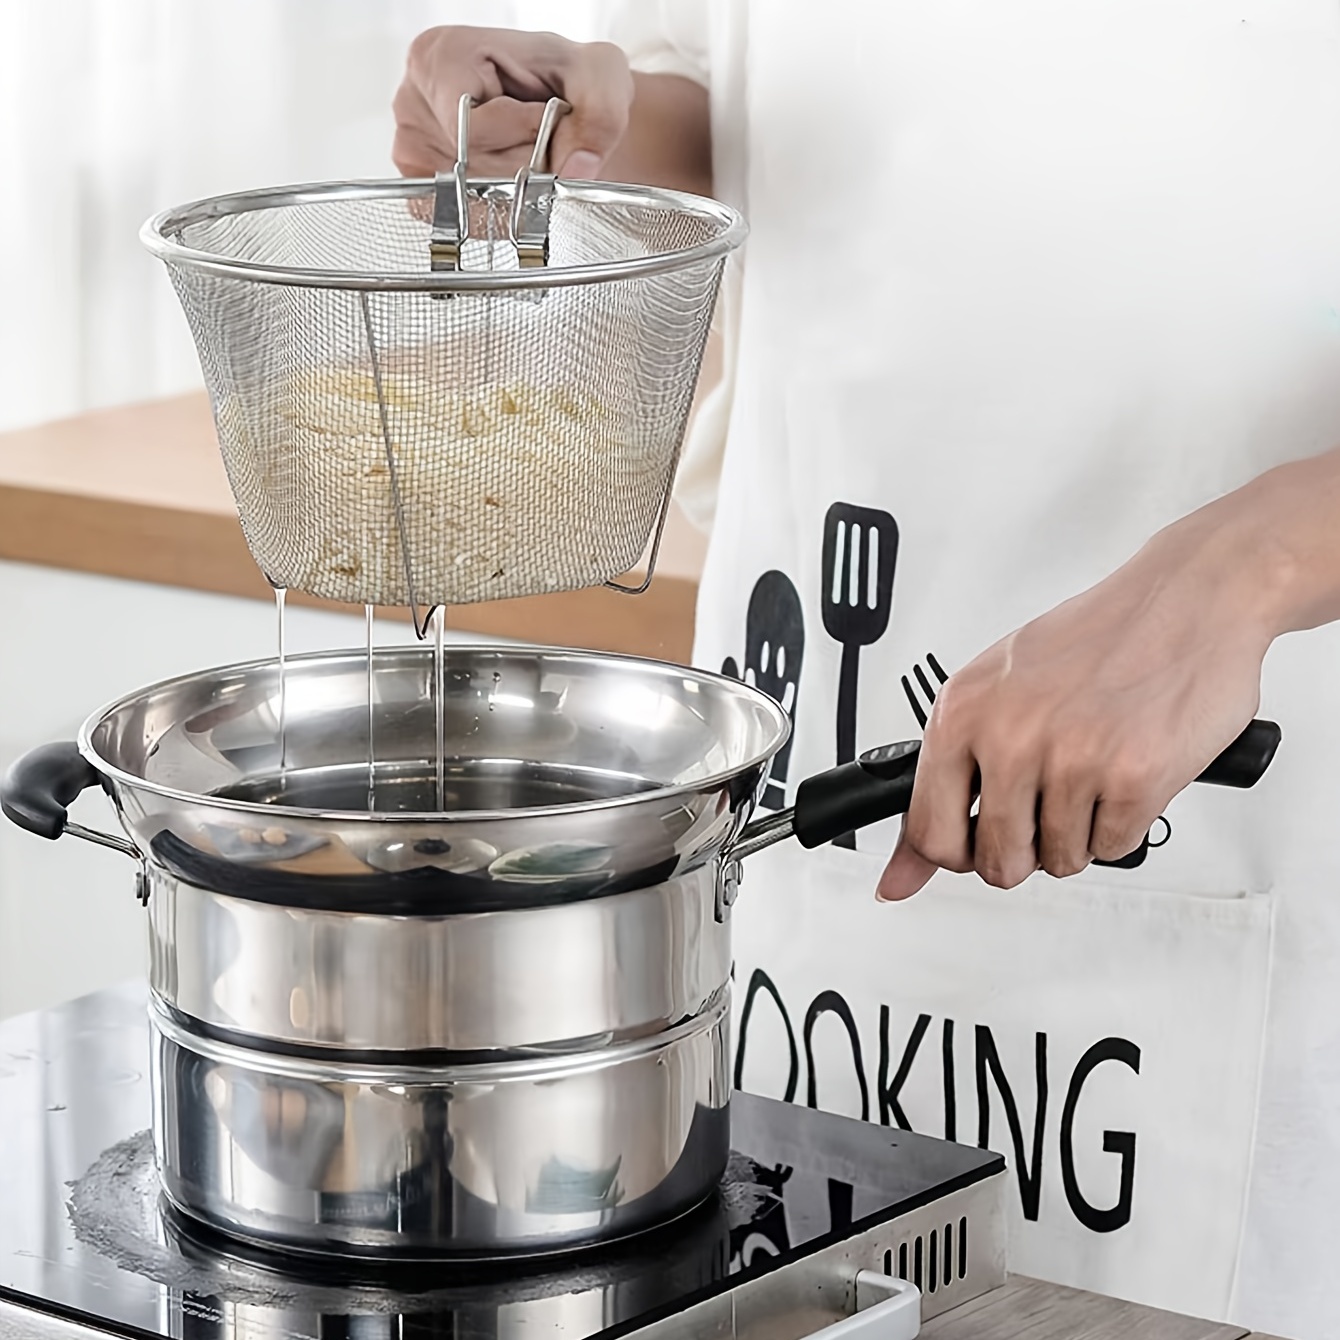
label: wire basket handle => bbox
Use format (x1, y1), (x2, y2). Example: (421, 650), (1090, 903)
(513, 96), (571, 267)
(429, 94), (473, 274)
(429, 94), (571, 275)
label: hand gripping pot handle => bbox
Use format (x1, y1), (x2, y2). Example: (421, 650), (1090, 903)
(0, 742), (138, 859)
(0, 720), (1282, 881)
(734, 718), (1282, 865)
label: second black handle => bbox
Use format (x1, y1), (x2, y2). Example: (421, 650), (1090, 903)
(792, 718), (1280, 854)
(1, 742), (102, 842)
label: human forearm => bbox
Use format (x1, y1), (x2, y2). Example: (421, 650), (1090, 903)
(1195, 443), (1340, 640)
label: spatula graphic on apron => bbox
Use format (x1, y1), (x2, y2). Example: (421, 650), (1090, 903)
(822, 503), (899, 847)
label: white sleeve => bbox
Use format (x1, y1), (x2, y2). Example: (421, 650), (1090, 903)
(596, 0), (711, 88)
(597, 0), (727, 532)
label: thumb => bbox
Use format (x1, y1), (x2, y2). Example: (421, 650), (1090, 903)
(876, 824), (939, 902)
(550, 43), (634, 178)
(553, 101), (625, 178)
(558, 148), (604, 181)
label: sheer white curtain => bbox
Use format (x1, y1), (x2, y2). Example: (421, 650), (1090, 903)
(0, 0), (601, 432)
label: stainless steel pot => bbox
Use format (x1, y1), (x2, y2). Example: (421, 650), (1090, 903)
(0, 644), (1280, 1260)
(150, 986), (731, 1259)
(0, 645), (875, 1261)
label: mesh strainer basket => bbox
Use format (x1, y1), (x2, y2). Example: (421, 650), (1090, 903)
(142, 128), (744, 622)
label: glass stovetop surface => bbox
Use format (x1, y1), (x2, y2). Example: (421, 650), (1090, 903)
(0, 983), (1000, 1340)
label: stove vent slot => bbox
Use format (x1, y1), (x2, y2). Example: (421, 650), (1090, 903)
(883, 1215), (968, 1295)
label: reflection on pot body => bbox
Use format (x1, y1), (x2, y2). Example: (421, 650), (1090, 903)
(151, 1173), (735, 1340)
(147, 864), (729, 1053)
(151, 990), (731, 1257)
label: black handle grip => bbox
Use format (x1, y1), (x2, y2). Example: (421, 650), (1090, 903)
(790, 719), (1280, 857)
(793, 741), (919, 849)
(1197, 719), (1281, 788)
(1, 742), (102, 841)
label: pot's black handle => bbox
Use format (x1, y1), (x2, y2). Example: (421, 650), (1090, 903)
(792, 741), (919, 850)
(1, 742), (101, 840)
(1196, 718), (1281, 787)
(788, 719), (1281, 857)
(0, 741), (136, 859)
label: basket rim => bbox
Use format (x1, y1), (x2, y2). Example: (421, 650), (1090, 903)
(140, 176), (747, 292)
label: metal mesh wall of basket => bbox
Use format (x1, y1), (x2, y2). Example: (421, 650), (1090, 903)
(142, 176), (745, 619)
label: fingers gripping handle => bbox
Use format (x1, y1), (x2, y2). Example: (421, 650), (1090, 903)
(783, 719), (1280, 857)
(1089, 718), (1280, 866)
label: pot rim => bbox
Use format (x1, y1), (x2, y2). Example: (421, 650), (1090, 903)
(77, 643), (792, 824)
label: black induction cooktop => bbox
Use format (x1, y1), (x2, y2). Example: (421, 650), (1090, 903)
(0, 983), (1001, 1340)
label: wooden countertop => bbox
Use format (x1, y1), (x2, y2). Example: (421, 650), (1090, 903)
(0, 393), (706, 661)
(931, 1277), (1284, 1340)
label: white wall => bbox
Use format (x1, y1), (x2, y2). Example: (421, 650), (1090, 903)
(0, 561), (503, 1020)
(0, 0), (605, 433)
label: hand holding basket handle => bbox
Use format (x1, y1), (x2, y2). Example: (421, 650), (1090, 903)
(392, 27), (634, 181)
(391, 25), (713, 196)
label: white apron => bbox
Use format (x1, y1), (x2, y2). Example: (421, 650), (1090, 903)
(647, 2), (1340, 1335)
